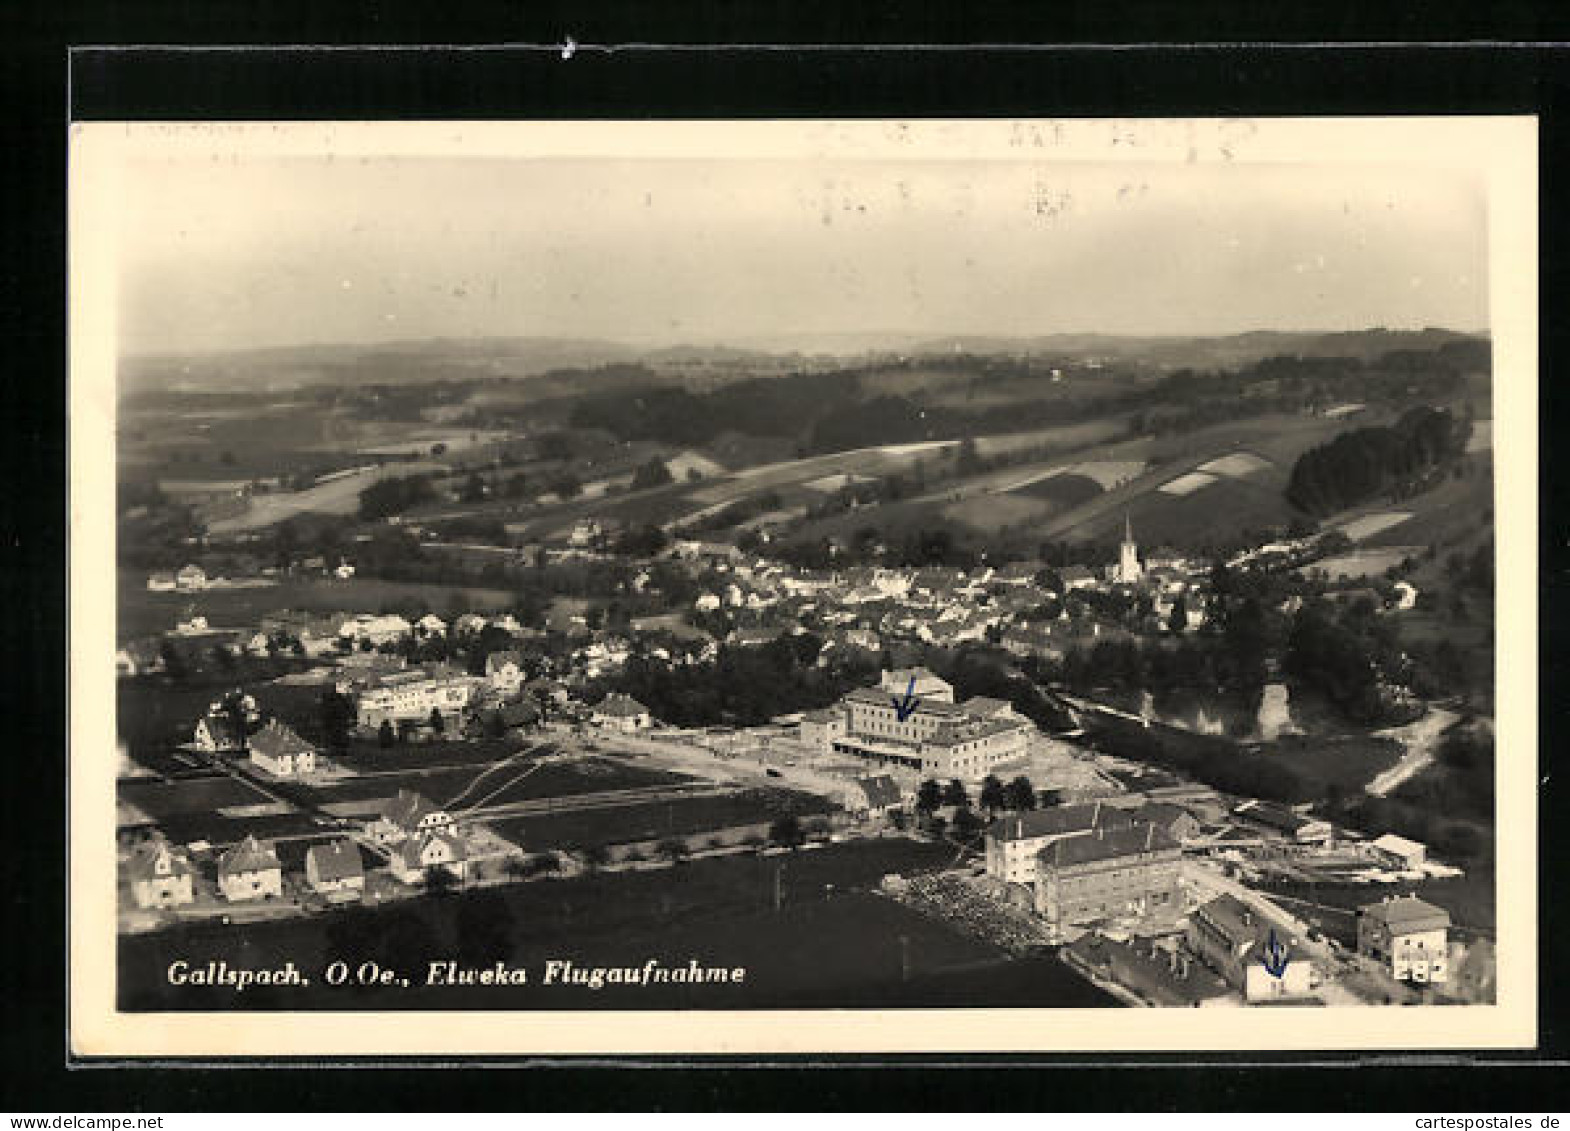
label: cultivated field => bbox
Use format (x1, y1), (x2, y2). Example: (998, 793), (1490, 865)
(486, 786), (834, 851)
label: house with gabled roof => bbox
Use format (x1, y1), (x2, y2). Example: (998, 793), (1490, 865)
(591, 692), (652, 732)
(247, 719), (318, 777)
(1187, 893), (1316, 1002)
(371, 789), (453, 843)
(1357, 895), (1450, 984)
(217, 835), (283, 901)
(304, 839), (365, 899)
(390, 830), (469, 885)
(193, 713), (246, 754)
(125, 840), (196, 909)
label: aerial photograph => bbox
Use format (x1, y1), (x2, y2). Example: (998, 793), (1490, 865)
(107, 125), (1498, 1014)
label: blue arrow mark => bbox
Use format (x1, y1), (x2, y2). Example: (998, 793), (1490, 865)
(891, 676), (920, 722)
(1261, 927), (1290, 978)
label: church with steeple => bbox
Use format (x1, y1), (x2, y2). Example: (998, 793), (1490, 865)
(1112, 512), (1143, 585)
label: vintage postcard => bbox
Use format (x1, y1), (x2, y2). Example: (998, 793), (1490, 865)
(69, 117), (1537, 1056)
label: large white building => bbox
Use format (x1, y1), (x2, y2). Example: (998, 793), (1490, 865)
(355, 667), (482, 729)
(813, 668), (1033, 780)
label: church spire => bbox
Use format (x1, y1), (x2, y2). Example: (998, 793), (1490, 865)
(1124, 511), (1133, 545)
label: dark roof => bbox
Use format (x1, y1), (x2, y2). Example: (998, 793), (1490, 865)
(1041, 822), (1179, 868)
(594, 692), (649, 718)
(1133, 802), (1197, 831)
(1234, 800), (1316, 833)
(197, 714), (245, 745)
(247, 719), (315, 759)
(125, 841), (194, 883)
(1191, 894), (1301, 961)
(306, 839), (364, 883)
(987, 803), (1127, 843)
(1359, 895), (1451, 931)
(382, 789), (442, 829)
(857, 775), (902, 808)
(218, 834), (281, 876)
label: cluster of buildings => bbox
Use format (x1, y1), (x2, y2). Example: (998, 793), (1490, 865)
(124, 784), (482, 916)
(124, 834), (368, 910)
(979, 794), (1456, 1003)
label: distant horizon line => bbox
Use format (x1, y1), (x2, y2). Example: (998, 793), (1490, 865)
(121, 323), (1491, 363)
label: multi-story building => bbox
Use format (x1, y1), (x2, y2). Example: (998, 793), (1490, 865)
(984, 802), (1134, 886)
(355, 668), (482, 730)
(1187, 893), (1317, 1002)
(824, 669), (1034, 780)
(1357, 895), (1451, 984)
(1034, 822), (1182, 934)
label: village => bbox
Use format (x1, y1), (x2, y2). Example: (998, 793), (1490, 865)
(116, 515), (1492, 1011)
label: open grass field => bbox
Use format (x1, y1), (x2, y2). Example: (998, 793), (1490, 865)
(118, 839), (1115, 1010)
(118, 777), (275, 819)
(1013, 471), (1105, 507)
(486, 787), (834, 851)
(118, 570), (517, 643)
(939, 493), (1056, 533)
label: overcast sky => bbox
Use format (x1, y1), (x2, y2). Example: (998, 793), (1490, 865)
(115, 154), (1488, 355)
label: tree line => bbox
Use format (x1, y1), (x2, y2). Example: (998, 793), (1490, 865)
(1285, 406), (1472, 516)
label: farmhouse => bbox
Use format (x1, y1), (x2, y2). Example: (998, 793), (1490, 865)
(217, 835), (283, 902)
(247, 719), (318, 777)
(1187, 893), (1316, 1003)
(591, 693), (652, 732)
(1034, 821), (1182, 934)
(304, 839), (365, 899)
(1356, 895), (1450, 984)
(371, 789), (454, 843)
(391, 830), (469, 884)
(125, 840), (196, 909)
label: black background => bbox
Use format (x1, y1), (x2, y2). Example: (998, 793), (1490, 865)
(5, 2), (1570, 1111)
